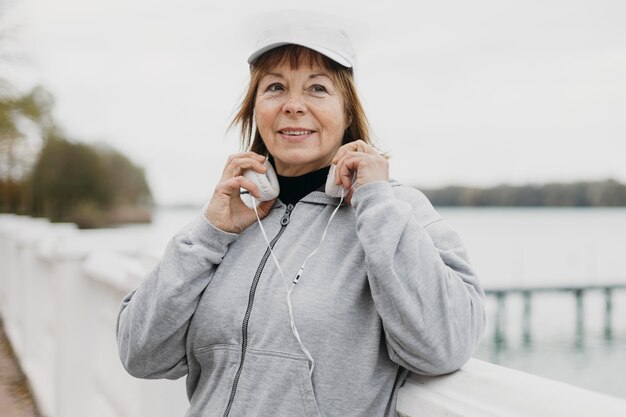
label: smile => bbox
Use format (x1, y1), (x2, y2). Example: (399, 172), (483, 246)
(278, 130), (315, 136)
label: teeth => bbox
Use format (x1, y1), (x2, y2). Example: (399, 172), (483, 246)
(281, 130), (312, 136)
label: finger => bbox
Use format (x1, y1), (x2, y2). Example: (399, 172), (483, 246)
(256, 199), (276, 217)
(344, 187), (355, 205)
(226, 152), (266, 163)
(225, 158), (267, 178)
(216, 176), (262, 199)
(332, 140), (375, 164)
(331, 140), (360, 164)
(236, 176), (264, 198)
(338, 156), (362, 190)
(223, 153), (266, 174)
(352, 140), (379, 155)
(334, 154), (349, 185)
(334, 150), (356, 186)
(353, 140), (366, 154)
(331, 146), (347, 165)
(334, 150), (364, 184)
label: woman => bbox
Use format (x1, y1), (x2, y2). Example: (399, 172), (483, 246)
(117, 14), (485, 417)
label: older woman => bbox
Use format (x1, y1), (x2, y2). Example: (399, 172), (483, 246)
(117, 13), (485, 417)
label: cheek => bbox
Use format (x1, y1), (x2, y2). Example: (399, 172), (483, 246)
(321, 108), (347, 139)
(254, 99), (275, 130)
(324, 99), (347, 131)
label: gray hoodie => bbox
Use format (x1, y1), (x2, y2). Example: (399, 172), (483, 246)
(116, 180), (485, 417)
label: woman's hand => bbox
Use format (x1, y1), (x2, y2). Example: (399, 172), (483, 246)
(204, 152), (275, 233)
(332, 140), (389, 204)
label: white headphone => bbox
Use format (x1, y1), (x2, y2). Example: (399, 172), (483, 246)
(243, 160), (346, 205)
(243, 160), (280, 201)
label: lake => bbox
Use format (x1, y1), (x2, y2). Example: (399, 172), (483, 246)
(437, 208), (626, 399)
(142, 206), (626, 399)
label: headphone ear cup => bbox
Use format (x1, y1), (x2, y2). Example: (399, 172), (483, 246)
(325, 164), (347, 197)
(243, 160), (280, 201)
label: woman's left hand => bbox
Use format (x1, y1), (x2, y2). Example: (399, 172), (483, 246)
(332, 140), (389, 204)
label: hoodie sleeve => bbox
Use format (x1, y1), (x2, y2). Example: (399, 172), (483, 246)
(116, 214), (238, 379)
(351, 181), (485, 376)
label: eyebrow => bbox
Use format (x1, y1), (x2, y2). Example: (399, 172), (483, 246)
(263, 72), (332, 81)
(309, 73), (332, 80)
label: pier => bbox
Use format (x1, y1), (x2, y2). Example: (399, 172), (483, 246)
(485, 284), (626, 348)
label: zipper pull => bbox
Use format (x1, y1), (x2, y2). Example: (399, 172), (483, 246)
(293, 267), (304, 284)
(280, 203), (294, 226)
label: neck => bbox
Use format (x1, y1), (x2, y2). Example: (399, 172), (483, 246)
(273, 157), (334, 177)
(275, 164), (330, 205)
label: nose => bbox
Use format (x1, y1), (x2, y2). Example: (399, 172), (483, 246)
(282, 92), (306, 115)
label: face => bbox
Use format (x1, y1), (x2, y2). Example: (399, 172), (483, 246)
(254, 60), (348, 176)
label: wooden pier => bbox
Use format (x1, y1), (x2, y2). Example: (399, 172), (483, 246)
(484, 283), (626, 348)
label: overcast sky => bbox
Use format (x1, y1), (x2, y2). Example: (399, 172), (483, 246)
(3, 0), (625, 205)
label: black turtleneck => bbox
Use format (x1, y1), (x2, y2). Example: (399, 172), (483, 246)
(277, 165), (330, 205)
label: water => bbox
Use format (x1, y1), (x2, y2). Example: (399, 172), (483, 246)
(440, 208), (626, 399)
(144, 206), (626, 399)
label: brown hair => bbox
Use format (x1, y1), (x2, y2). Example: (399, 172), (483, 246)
(231, 44), (372, 155)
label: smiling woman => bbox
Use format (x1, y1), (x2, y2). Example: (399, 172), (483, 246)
(233, 44), (370, 177)
(254, 57), (348, 176)
(116, 9), (486, 417)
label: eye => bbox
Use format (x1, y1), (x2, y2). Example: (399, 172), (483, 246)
(266, 83), (284, 92)
(311, 84), (328, 94)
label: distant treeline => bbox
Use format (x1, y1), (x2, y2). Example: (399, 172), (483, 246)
(420, 179), (626, 207)
(1, 83), (153, 228)
(29, 133), (152, 228)
(1, 132), (153, 228)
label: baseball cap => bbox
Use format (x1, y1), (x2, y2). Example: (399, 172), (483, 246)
(247, 10), (357, 69)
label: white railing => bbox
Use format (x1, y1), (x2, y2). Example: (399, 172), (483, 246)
(0, 214), (188, 417)
(2, 214), (626, 417)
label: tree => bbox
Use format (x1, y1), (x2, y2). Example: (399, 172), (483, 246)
(0, 6), (54, 211)
(28, 132), (153, 228)
(0, 85), (54, 211)
(0, 86), (54, 163)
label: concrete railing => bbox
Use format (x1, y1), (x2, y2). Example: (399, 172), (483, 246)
(397, 359), (626, 417)
(0, 214), (188, 417)
(2, 214), (626, 417)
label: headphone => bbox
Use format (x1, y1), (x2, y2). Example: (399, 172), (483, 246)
(243, 160), (347, 205)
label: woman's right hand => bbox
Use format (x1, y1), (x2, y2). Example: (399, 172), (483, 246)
(204, 152), (276, 233)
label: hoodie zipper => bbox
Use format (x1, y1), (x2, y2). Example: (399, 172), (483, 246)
(222, 203), (294, 417)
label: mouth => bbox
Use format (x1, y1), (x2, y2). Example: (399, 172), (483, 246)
(278, 129), (316, 136)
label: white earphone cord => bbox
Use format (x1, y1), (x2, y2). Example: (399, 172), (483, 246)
(251, 181), (354, 376)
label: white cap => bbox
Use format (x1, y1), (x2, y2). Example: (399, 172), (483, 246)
(247, 10), (357, 69)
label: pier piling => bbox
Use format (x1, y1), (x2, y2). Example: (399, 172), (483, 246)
(575, 289), (585, 348)
(485, 283), (625, 349)
(494, 291), (507, 348)
(522, 291), (532, 346)
(604, 288), (613, 340)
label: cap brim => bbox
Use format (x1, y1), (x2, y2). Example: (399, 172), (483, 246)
(247, 42), (353, 68)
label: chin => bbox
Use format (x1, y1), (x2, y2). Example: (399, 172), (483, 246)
(275, 149), (317, 163)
